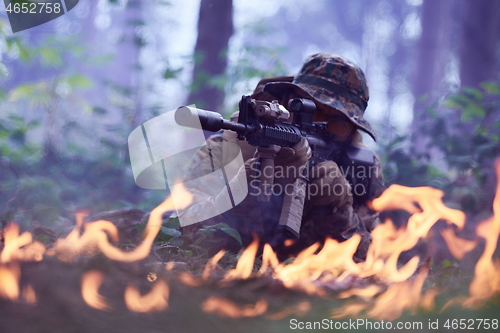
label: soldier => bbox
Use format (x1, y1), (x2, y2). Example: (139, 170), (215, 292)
(180, 53), (385, 262)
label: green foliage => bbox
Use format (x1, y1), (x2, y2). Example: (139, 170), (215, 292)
(162, 67), (183, 80)
(196, 223), (243, 246)
(153, 218), (243, 258)
(379, 82), (500, 216)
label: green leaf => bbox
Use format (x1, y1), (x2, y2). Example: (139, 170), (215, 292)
(163, 217), (180, 229)
(197, 228), (215, 239)
(65, 74), (93, 89)
(461, 103), (485, 121)
(220, 227), (242, 246)
(442, 260), (453, 269)
(169, 237), (184, 247)
(160, 227), (181, 238)
(9, 83), (51, 107)
(480, 81), (500, 95)
(463, 87), (483, 101)
(208, 223), (230, 229)
(40, 46), (62, 66)
(443, 94), (469, 109)
(35, 234), (51, 245)
(27, 120), (41, 129)
(162, 67), (182, 80)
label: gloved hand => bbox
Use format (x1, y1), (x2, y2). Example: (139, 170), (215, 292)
(273, 138), (312, 176)
(307, 160), (353, 208)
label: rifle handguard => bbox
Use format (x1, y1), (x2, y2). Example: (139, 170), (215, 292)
(255, 145), (280, 202)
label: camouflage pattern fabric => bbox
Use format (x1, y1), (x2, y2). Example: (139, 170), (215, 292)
(179, 130), (385, 261)
(264, 53), (377, 141)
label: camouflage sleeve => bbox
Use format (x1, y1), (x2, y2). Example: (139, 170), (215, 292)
(361, 153), (385, 231)
(178, 134), (264, 253)
(178, 135), (227, 234)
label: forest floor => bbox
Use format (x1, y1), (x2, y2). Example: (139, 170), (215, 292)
(1, 241), (500, 333)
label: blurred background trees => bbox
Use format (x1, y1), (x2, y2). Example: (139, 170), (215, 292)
(0, 0), (499, 230)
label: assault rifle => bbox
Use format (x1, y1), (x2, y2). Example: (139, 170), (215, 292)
(175, 96), (375, 238)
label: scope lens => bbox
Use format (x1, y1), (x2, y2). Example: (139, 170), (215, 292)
(291, 99), (302, 111)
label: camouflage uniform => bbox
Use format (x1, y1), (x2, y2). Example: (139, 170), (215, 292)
(180, 54), (385, 261)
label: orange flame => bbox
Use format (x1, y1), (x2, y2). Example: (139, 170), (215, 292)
(202, 249), (226, 279)
(223, 237), (259, 280)
(22, 284), (37, 305)
(463, 160), (500, 307)
(361, 185), (465, 282)
(1, 224), (45, 263)
(178, 272), (204, 287)
(258, 244), (279, 274)
(124, 280), (170, 313)
(0, 264), (20, 301)
(2, 161), (500, 319)
(338, 285), (381, 300)
(366, 264), (430, 321)
(273, 236), (361, 295)
(440, 228), (478, 260)
(202, 297), (268, 318)
(81, 270), (110, 310)
(49, 182), (192, 262)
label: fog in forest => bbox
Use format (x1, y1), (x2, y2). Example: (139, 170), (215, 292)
(0, 0), (499, 227)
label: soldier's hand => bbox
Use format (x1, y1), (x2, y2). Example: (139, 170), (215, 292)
(274, 138), (312, 172)
(308, 160), (352, 208)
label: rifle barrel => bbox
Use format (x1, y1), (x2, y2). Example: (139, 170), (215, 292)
(175, 106), (248, 133)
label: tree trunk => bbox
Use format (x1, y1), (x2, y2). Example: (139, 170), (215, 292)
(187, 0), (233, 111)
(411, 0), (453, 153)
(110, 0), (143, 127)
(458, 0), (500, 88)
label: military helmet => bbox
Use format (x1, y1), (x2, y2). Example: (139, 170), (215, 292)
(264, 53), (377, 141)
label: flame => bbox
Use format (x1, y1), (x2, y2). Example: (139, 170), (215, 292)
(258, 244), (279, 274)
(74, 210), (89, 227)
(361, 185), (466, 282)
(440, 228), (478, 260)
(463, 160), (500, 307)
(1, 224), (45, 263)
(22, 285), (37, 305)
(81, 270), (110, 310)
(338, 285), (381, 300)
(223, 237), (259, 280)
(3, 162), (500, 319)
(124, 279), (170, 312)
(49, 182), (193, 262)
(202, 297), (268, 318)
(165, 262), (176, 271)
(0, 264), (20, 301)
(272, 236), (361, 295)
(50, 220), (119, 262)
(366, 263), (429, 321)
(202, 249), (225, 279)
(178, 272), (204, 287)
(420, 288), (438, 311)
